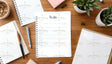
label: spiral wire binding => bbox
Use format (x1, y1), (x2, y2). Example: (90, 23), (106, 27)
(12, 0), (23, 26)
(35, 16), (38, 58)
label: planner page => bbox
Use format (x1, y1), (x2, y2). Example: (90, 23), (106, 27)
(36, 11), (71, 58)
(13, 0), (43, 26)
(0, 21), (29, 64)
(72, 28), (112, 64)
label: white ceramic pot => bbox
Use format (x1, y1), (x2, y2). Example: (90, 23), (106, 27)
(0, 0), (10, 19)
(95, 8), (112, 27)
(74, 6), (86, 13)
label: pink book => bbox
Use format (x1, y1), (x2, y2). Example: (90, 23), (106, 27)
(48, 0), (65, 8)
(27, 59), (37, 64)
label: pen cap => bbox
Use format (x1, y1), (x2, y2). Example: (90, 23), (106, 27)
(55, 61), (61, 64)
(26, 27), (30, 31)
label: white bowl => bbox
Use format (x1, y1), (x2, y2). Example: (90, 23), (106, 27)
(95, 8), (112, 27)
(74, 6), (86, 13)
(0, 0), (10, 19)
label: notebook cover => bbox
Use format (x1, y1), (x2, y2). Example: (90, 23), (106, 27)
(48, 0), (65, 8)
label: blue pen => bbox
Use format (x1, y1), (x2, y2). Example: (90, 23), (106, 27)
(100, 0), (104, 3)
(55, 61), (61, 64)
(26, 27), (32, 48)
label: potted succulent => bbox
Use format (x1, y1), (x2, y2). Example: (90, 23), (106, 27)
(96, 6), (112, 27)
(72, 0), (101, 16)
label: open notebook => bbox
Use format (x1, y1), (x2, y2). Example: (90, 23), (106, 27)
(0, 21), (29, 64)
(35, 11), (71, 58)
(13, 0), (43, 26)
(72, 28), (112, 64)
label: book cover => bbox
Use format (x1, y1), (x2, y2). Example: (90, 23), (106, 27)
(48, 0), (65, 8)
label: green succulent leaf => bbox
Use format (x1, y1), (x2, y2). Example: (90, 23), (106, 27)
(109, 17), (112, 20)
(89, 7), (93, 11)
(93, 2), (98, 6)
(86, 9), (90, 16)
(94, 6), (101, 9)
(84, 6), (87, 9)
(89, 4), (93, 7)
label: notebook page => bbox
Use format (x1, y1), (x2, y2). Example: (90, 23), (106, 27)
(0, 21), (29, 64)
(72, 29), (112, 64)
(36, 11), (71, 58)
(13, 0), (43, 26)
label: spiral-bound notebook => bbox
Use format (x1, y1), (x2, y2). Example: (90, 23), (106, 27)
(0, 21), (29, 64)
(13, 0), (43, 26)
(35, 11), (71, 58)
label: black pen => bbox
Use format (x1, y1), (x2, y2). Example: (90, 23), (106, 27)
(17, 32), (25, 59)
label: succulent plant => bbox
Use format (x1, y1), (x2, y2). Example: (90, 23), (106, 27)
(72, 0), (101, 16)
(101, 6), (112, 26)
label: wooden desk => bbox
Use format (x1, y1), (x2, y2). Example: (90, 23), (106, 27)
(0, 0), (112, 64)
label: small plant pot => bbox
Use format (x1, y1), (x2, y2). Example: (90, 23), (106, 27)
(0, 0), (10, 19)
(74, 6), (86, 13)
(95, 8), (112, 27)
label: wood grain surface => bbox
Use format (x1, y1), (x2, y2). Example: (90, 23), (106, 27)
(0, 0), (112, 64)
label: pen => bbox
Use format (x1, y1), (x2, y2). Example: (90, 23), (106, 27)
(17, 32), (25, 59)
(100, 0), (104, 3)
(26, 27), (32, 48)
(55, 61), (61, 64)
